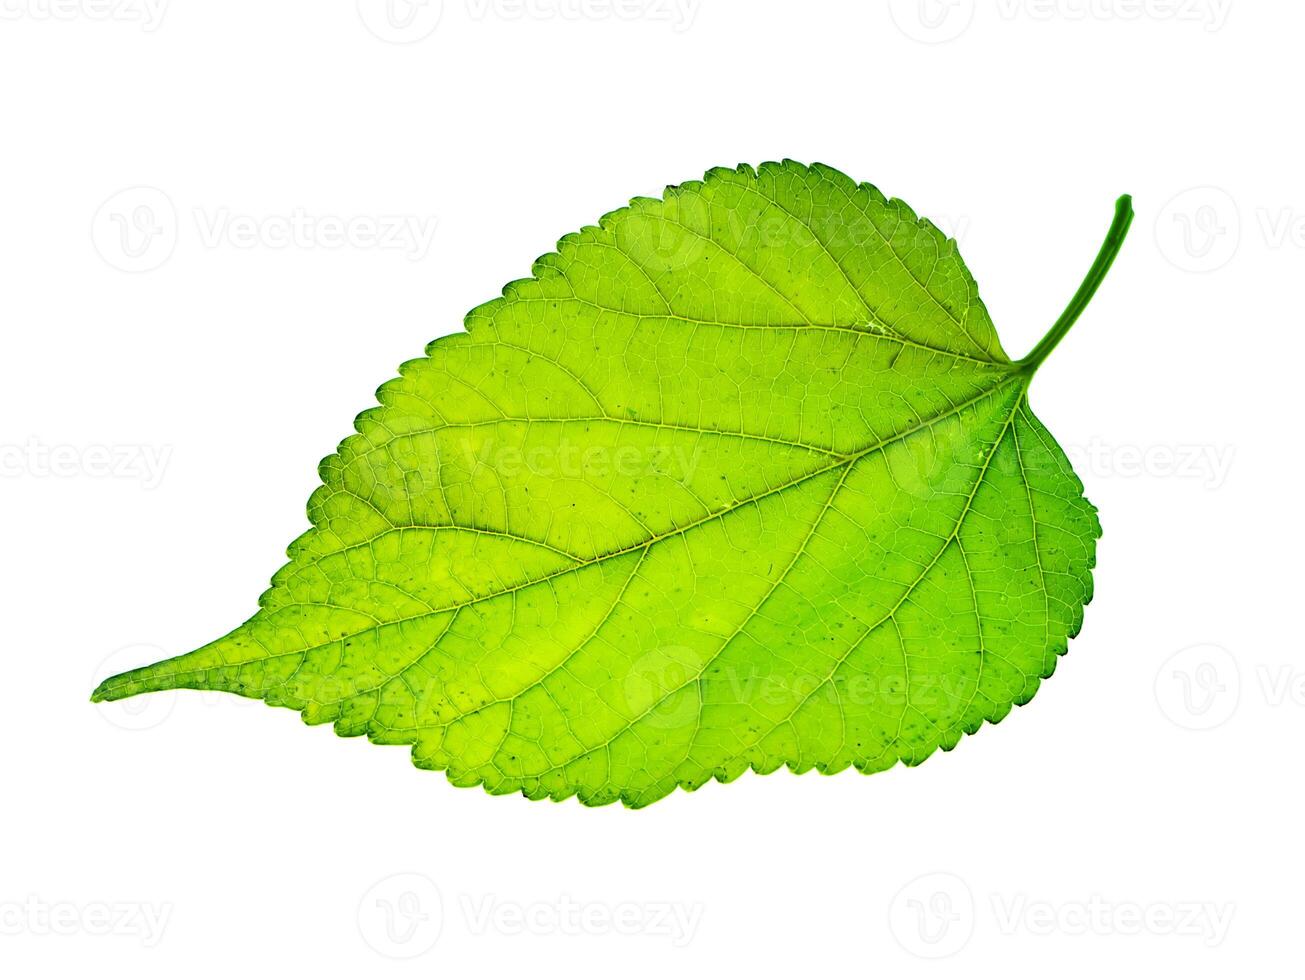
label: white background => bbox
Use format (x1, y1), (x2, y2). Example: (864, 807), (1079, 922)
(0, 1), (1295, 976)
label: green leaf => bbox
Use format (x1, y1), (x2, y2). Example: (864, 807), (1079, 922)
(93, 162), (1129, 808)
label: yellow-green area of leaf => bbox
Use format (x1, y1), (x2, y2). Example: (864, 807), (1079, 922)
(94, 162), (1131, 808)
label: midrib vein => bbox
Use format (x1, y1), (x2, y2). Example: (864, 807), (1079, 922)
(99, 374), (1026, 698)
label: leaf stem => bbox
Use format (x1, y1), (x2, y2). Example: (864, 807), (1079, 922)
(1017, 194), (1133, 375)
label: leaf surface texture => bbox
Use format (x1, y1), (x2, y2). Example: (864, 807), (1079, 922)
(94, 162), (1103, 808)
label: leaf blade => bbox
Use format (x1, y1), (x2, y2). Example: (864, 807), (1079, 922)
(94, 162), (1110, 808)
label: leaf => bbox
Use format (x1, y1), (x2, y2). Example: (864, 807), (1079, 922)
(93, 162), (1131, 808)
